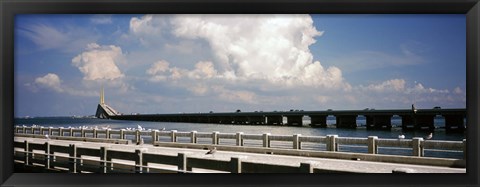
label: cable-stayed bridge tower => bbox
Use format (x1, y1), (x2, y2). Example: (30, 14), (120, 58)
(95, 87), (119, 119)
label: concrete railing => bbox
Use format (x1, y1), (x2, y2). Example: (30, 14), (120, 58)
(14, 126), (466, 160)
(13, 140), (317, 173)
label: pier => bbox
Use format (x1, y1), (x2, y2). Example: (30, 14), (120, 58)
(14, 126), (466, 173)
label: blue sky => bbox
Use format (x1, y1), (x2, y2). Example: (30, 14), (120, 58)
(14, 14), (466, 117)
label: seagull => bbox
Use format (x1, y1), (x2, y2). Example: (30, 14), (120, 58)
(205, 147), (217, 155)
(161, 127), (166, 131)
(137, 125), (143, 130)
(45, 134), (50, 140)
(398, 134), (405, 139)
(425, 132), (433, 140)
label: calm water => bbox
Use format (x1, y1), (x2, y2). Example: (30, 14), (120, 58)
(14, 117), (466, 159)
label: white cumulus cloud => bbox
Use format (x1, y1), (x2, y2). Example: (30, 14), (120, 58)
(72, 43), (124, 81)
(169, 15), (348, 88)
(146, 60), (170, 75)
(35, 73), (63, 92)
(33, 73), (98, 97)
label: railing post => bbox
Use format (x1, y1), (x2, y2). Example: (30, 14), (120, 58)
(40, 127), (44, 135)
(106, 129), (111, 139)
(190, 131), (197, 143)
(24, 140), (30, 165)
(463, 139), (467, 160)
(69, 144), (77, 173)
(59, 127), (64, 136)
(236, 132), (244, 146)
(177, 153), (187, 173)
(212, 131), (219, 145)
(100, 147), (108, 173)
(368, 136), (378, 154)
(120, 129), (125, 139)
(412, 137), (424, 157)
(230, 157), (241, 173)
(69, 128), (74, 137)
(31, 127), (35, 134)
(22, 126), (26, 134)
(81, 128), (86, 137)
(44, 142), (51, 170)
(48, 127), (53, 135)
(93, 129), (98, 138)
(171, 130), (177, 142)
(327, 135), (338, 152)
(300, 163), (313, 173)
(135, 149), (144, 173)
(293, 134), (301, 149)
(136, 130), (141, 143)
(15, 126), (19, 133)
(263, 133), (271, 148)
(151, 130), (158, 143)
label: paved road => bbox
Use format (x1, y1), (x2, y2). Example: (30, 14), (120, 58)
(14, 137), (466, 173)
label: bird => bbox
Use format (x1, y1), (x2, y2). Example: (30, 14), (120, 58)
(137, 125), (143, 130)
(205, 147), (217, 155)
(398, 134), (405, 139)
(425, 132), (433, 140)
(161, 127), (166, 131)
(45, 134), (50, 140)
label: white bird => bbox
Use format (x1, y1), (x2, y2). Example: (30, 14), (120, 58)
(398, 134), (405, 139)
(45, 134), (50, 140)
(425, 132), (433, 140)
(205, 147), (217, 155)
(161, 127), (166, 131)
(137, 125), (143, 130)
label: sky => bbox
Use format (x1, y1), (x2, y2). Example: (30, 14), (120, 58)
(14, 14), (466, 117)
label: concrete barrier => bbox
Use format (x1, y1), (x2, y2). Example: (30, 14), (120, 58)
(15, 133), (131, 144)
(14, 140), (317, 173)
(14, 126), (465, 161)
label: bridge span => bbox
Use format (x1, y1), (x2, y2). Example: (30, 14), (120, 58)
(98, 106), (465, 132)
(95, 88), (466, 132)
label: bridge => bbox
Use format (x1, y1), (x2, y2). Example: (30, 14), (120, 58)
(13, 126), (466, 173)
(95, 89), (466, 132)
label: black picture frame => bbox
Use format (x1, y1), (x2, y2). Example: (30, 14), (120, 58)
(1, 0), (479, 186)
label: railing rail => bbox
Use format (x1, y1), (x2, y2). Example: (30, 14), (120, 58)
(14, 126), (466, 159)
(14, 140), (315, 173)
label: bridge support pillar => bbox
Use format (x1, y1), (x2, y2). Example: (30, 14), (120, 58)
(233, 116), (249, 124)
(366, 115), (392, 130)
(400, 115), (415, 131)
(444, 115), (465, 133)
(286, 115), (303, 126)
(219, 116), (233, 124)
(336, 115), (357, 128)
(266, 115), (283, 125)
(309, 115), (327, 128)
(415, 115), (435, 131)
(248, 116), (265, 125)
